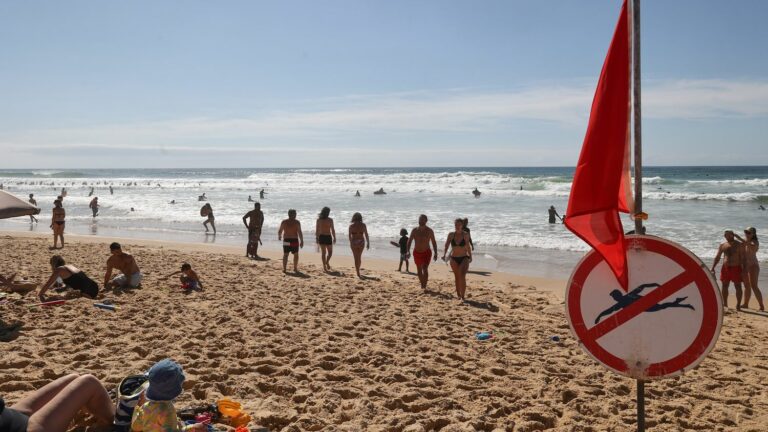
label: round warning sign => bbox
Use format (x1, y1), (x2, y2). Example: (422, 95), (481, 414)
(565, 235), (722, 380)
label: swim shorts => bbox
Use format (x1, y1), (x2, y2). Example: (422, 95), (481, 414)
(283, 238), (299, 254)
(112, 272), (143, 288)
(318, 234), (333, 245)
(413, 250), (432, 267)
(182, 280), (199, 290)
(720, 265), (742, 284)
(0, 398), (29, 432)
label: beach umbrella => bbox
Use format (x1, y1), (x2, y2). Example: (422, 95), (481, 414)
(0, 190), (40, 219)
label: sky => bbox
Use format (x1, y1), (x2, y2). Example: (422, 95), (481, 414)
(1, 0), (766, 168)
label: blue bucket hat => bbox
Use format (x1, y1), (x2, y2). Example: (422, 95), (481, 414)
(146, 359), (185, 401)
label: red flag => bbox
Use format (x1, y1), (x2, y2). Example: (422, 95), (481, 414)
(565, 0), (633, 290)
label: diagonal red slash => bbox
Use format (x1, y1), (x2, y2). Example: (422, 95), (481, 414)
(585, 270), (697, 343)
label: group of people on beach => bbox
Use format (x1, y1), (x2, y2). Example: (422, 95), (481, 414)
(713, 227), (763, 311)
(239, 202), (475, 299)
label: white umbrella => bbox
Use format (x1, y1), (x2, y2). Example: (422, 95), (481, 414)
(0, 190), (40, 219)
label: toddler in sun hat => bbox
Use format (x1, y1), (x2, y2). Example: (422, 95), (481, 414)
(131, 359), (207, 432)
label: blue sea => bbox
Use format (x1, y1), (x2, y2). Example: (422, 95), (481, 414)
(1, 166), (766, 280)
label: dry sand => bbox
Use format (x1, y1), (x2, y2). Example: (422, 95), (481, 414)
(1, 232), (767, 431)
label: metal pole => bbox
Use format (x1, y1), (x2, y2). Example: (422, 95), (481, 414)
(637, 379), (646, 431)
(632, 0), (646, 427)
(632, 1), (646, 429)
(632, 0), (643, 234)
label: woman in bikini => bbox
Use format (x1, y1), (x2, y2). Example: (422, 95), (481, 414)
(348, 212), (369, 278)
(38, 255), (99, 300)
(442, 218), (473, 301)
(316, 207), (336, 272)
(50, 200), (65, 249)
(738, 227), (764, 310)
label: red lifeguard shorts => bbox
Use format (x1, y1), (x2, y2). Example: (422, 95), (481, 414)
(720, 265), (742, 284)
(413, 250), (432, 267)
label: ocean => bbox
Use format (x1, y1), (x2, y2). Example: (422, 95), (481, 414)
(1, 166), (766, 281)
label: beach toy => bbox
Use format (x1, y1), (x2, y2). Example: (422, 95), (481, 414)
(94, 303), (118, 311)
(195, 413), (214, 424)
(475, 331), (494, 341)
(217, 399), (250, 427)
(27, 300), (67, 307)
(217, 399), (242, 417)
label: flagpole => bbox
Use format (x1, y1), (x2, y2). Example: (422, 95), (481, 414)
(632, 0), (643, 235)
(631, 1), (646, 432)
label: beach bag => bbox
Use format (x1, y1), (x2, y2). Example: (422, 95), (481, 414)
(113, 373), (149, 431)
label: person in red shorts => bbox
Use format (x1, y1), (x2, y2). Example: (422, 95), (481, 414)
(712, 230), (744, 311)
(407, 214), (438, 290)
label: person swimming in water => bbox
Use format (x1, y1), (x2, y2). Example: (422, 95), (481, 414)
(472, 188), (481, 197)
(198, 193), (207, 201)
(355, 190), (361, 197)
(594, 283), (695, 324)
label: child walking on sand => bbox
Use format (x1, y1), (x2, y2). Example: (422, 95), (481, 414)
(131, 359), (207, 431)
(164, 263), (203, 290)
(390, 228), (410, 272)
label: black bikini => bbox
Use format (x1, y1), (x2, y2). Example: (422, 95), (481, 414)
(450, 233), (469, 265)
(0, 398), (29, 432)
(62, 271), (99, 298)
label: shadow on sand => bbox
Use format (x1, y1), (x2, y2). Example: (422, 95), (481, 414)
(422, 289), (454, 301)
(0, 319), (22, 342)
(463, 299), (499, 312)
(468, 270), (492, 277)
(285, 271), (311, 279)
(740, 308), (768, 318)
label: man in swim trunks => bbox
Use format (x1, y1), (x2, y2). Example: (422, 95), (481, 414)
(104, 242), (143, 290)
(278, 209), (304, 273)
(243, 203), (265, 258)
(407, 214), (438, 290)
(712, 230), (744, 310)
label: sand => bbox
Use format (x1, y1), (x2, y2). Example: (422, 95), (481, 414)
(1, 232), (768, 431)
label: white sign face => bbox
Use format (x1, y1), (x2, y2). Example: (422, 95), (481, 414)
(566, 235), (723, 380)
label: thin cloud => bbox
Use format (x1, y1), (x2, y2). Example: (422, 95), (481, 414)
(1, 78), (766, 152)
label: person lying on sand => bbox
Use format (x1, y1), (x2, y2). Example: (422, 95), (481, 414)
(130, 359), (208, 432)
(0, 373), (115, 432)
(104, 242), (143, 290)
(38, 256), (99, 300)
(164, 263), (203, 290)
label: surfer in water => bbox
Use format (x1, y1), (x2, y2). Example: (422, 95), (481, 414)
(594, 283), (695, 324)
(374, 188), (386, 195)
(472, 188), (481, 198)
(198, 193), (207, 201)
(260, 189), (266, 199)
(355, 190), (361, 197)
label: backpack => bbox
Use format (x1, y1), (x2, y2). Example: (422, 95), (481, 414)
(113, 374), (149, 431)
